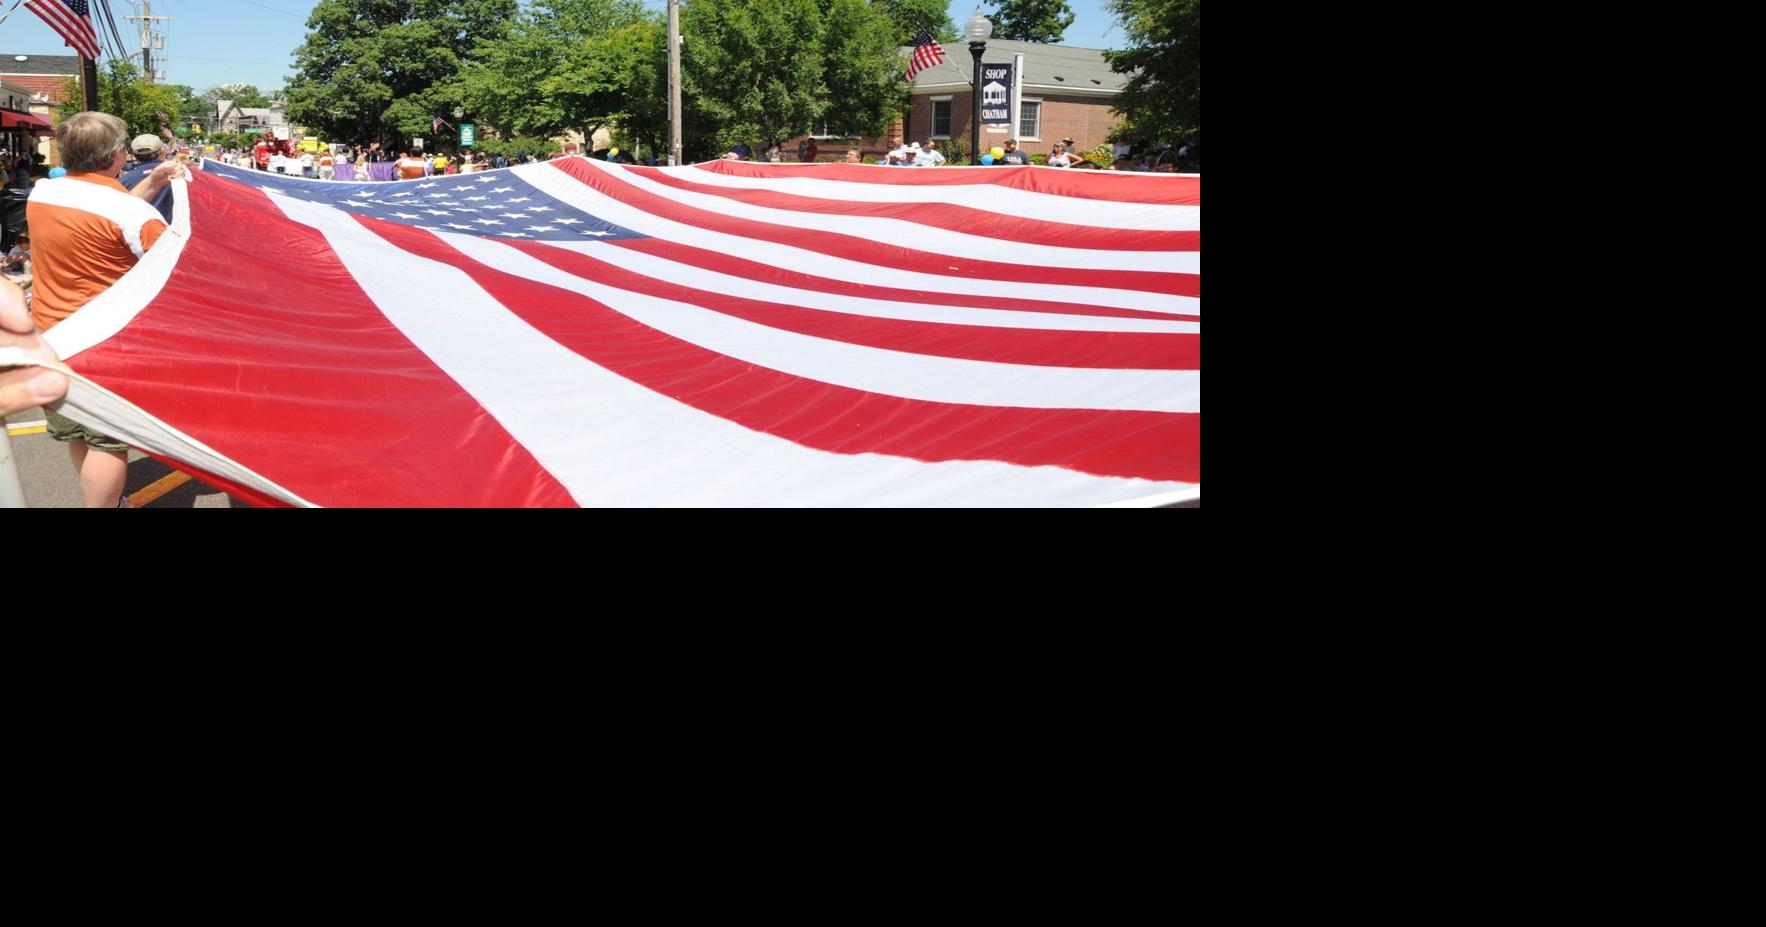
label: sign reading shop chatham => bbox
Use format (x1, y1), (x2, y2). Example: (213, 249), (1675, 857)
(978, 62), (1015, 125)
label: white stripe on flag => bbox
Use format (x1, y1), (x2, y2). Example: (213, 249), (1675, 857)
(544, 239), (1198, 334)
(514, 162), (1196, 316)
(666, 165), (1201, 231)
(582, 158), (1198, 276)
(441, 231), (1200, 413)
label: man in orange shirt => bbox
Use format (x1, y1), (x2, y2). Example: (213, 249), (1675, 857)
(395, 151), (428, 179)
(26, 111), (189, 507)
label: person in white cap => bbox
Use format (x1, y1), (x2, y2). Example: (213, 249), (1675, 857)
(119, 133), (173, 221)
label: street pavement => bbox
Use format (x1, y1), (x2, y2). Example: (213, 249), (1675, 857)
(4, 406), (248, 508)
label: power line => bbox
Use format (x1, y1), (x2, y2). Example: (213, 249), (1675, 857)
(165, 54), (293, 66)
(99, 2), (131, 62)
(238, 0), (302, 15)
(104, 2), (123, 57)
(91, 1), (116, 59)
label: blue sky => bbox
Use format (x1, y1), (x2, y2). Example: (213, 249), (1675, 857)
(2, 1), (1120, 94)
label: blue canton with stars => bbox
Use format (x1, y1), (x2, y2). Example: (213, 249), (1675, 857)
(201, 160), (642, 244)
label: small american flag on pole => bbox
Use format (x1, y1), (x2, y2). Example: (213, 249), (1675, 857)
(905, 28), (946, 83)
(26, 0), (101, 61)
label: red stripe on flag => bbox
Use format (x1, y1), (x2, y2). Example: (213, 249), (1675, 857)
(690, 160), (1202, 206)
(551, 159), (1199, 298)
(613, 237), (1200, 323)
(68, 179), (580, 507)
(507, 238), (1199, 370)
(637, 168), (1199, 252)
(357, 215), (1201, 484)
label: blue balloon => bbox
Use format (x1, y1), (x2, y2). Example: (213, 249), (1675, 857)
(48, 166), (67, 178)
(980, 154), (994, 165)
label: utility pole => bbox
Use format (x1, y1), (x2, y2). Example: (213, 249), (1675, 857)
(125, 2), (171, 82)
(668, 0), (682, 166)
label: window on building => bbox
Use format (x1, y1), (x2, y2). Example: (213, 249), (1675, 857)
(811, 119), (852, 139)
(1019, 100), (1041, 140)
(932, 100), (952, 138)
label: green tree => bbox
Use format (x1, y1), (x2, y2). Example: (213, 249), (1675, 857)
(677, 0), (907, 159)
(458, 1), (662, 149)
(209, 84), (272, 108)
(55, 60), (187, 138)
(874, 0), (959, 43)
(681, 0), (830, 155)
(820, 0), (911, 138)
(282, 0), (516, 150)
(985, 0), (1075, 43)
(1104, 0), (1199, 144)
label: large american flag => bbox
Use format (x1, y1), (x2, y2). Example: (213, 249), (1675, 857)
(906, 28), (947, 83)
(26, 0), (101, 61)
(41, 158), (1200, 507)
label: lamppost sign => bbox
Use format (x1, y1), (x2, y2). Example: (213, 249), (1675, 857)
(978, 62), (1014, 125)
(460, 123), (476, 147)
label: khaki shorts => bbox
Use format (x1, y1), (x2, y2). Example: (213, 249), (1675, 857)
(45, 409), (129, 452)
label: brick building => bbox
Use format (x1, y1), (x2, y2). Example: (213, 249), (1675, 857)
(794, 40), (1129, 162)
(0, 53), (80, 165)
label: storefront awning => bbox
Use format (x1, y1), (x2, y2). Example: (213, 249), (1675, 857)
(2, 110), (52, 129)
(1, 110), (55, 137)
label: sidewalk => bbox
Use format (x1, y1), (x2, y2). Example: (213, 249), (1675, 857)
(4, 407), (248, 508)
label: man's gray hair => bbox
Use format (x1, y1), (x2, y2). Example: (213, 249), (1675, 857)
(56, 112), (129, 175)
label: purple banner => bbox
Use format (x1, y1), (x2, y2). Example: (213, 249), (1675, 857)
(328, 162), (405, 182)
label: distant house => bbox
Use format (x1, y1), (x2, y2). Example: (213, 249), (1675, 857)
(218, 99), (291, 136)
(789, 40), (1130, 162)
(0, 53), (79, 164)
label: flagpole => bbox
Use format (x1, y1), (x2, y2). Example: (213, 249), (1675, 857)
(668, 0), (682, 166)
(81, 55), (98, 111)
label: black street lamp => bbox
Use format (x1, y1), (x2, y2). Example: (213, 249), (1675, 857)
(965, 9), (992, 166)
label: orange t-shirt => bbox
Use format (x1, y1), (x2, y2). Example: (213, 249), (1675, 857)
(26, 173), (168, 332)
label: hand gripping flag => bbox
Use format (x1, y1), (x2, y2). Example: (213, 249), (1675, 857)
(37, 157), (1200, 507)
(26, 0), (100, 61)
(906, 28), (946, 83)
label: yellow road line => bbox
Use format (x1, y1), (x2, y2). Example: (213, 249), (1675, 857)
(7, 424), (46, 436)
(130, 471), (191, 507)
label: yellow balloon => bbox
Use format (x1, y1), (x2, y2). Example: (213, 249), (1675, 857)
(990, 147), (1004, 159)
(610, 148), (619, 155)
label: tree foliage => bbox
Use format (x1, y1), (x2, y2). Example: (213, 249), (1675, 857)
(55, 60), (186, 138)
(207, 84), (272, 108)
(680, 0), (906, 159)
(874, 0), (959, 43)
(985, 0), (1074, 43)
(282, 0), (516, 150)
(1104, 0), (1199, 144)
(457, 1), (662, 150)
(820, 0), (911, 139)
(681, 0), (826, 155)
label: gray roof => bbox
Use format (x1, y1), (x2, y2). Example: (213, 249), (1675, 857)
(905, 40), (1128, 94)
(0, 54), (82, 76)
